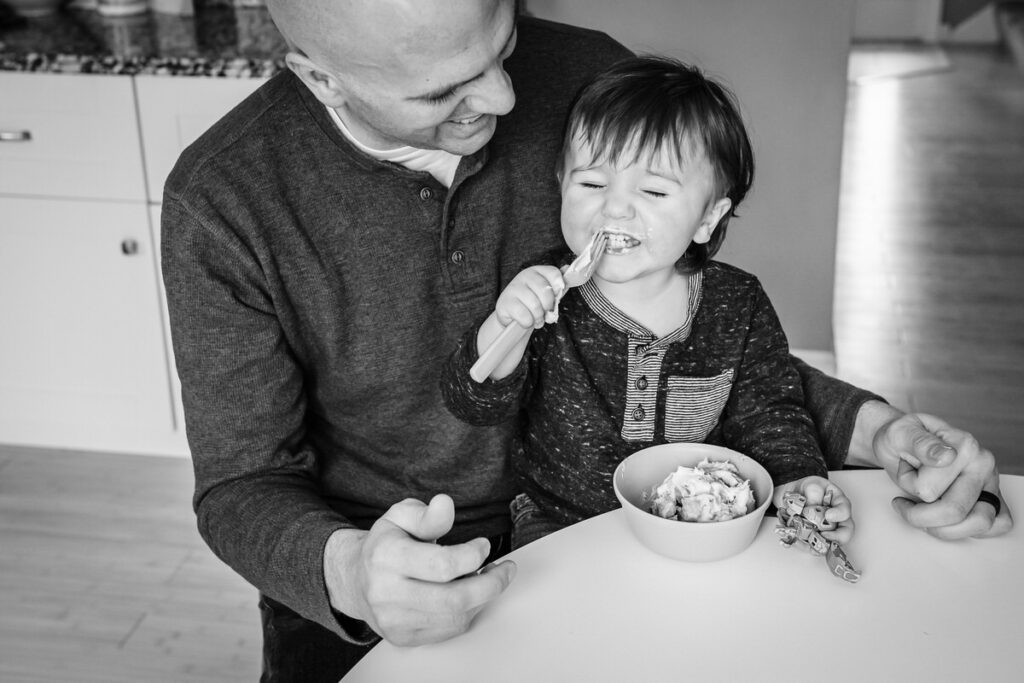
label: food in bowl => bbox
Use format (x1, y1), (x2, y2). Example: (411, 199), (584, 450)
(644, 458), (755, 522)
(614, 443), (773, 561)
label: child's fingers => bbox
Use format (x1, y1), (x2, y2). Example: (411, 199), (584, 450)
(523, 273), (562, 319)
(823, 497), (852, 524)
(502, 299), (544, 329)
(498, 269), (562, 328)
(822, 518), (855, 545)
(797, 477), (829, 504)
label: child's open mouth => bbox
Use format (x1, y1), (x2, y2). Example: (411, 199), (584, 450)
(603, 231), (641, 254)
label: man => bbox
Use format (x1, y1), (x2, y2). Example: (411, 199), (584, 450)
(161, 1), (1012, 680)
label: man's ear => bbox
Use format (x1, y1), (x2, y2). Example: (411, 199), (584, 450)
(693, 197), (733, 244)
(284, 52), (347, 108)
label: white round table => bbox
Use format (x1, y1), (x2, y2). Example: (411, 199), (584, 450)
(344, 470), (1023, 683)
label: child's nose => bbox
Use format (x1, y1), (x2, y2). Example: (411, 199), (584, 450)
(601, 191), (634, 220)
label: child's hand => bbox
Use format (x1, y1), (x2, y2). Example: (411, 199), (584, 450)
(493, 265), (565, 330)
(773, 476), (855, 545)
(474, 265), (565, 381)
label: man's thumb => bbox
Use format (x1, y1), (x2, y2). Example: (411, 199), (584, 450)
(382, 494), (455, 542)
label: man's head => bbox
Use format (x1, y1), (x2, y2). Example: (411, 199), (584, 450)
(267, 0), (518, 156)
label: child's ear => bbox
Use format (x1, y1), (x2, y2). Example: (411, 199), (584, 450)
(694, 197), (733, 244)
(284, 52), (348, 108)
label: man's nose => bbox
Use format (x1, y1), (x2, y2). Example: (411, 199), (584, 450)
(464, 65), (516, 116)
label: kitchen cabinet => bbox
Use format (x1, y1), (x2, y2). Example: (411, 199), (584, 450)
(0, 72), (146, 201)
(0, 70), (264, 456)
(134, 75), (265, 203)
(0, 197), (177, 454)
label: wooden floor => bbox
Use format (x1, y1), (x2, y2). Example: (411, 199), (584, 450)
(0, 446), (262, 682)
(835, 43), (1024, 476)
(1, 43), (1022, 682)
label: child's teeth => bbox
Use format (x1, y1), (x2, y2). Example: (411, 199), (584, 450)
(606, 233), (639, 250)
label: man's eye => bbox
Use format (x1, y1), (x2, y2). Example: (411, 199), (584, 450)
(426, 89), (457, 104)
(580, 182), (604, 189)
(643, 189), (667, 198)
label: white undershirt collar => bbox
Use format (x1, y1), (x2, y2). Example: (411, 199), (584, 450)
(326, 106), (461, 188)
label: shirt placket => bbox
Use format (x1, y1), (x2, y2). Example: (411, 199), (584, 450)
(621, 337), (666, 441)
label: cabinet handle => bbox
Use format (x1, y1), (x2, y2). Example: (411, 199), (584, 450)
(0, 130), (32, 142)
(121, 239), (139, 255)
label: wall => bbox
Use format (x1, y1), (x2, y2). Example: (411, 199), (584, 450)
(529, 0), (856, 354)
(853, 0), (1001, 42)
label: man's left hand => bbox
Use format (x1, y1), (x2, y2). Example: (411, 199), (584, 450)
(872, 412), (1013, 539)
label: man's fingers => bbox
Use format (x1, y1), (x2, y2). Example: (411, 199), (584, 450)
(382, 564), (517, 647)
(891, 473), (1008, 540)
(381, 559), (517, 617)
(383, 536), (491, 583)
(892, 495), (992, 541)
(381, 494), (456, 542)
(892, 468), (980, 529)
(983, 503), (1015, 538)
(894, 457), (925, 501)
(897, 413), (959, 467)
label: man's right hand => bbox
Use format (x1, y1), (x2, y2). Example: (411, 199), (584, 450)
(323, 494), (516, 646)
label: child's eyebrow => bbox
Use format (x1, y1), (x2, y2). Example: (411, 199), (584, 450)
(645, 168), (683, 184)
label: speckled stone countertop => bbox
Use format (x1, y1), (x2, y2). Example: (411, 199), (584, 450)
(0, 1), (286, 76)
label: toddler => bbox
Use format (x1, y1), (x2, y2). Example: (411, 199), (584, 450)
(441, 55), (854, 549)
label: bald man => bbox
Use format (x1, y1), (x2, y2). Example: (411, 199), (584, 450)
(161, 1), (1011, 680)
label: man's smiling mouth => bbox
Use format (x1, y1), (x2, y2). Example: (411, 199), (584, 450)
(450, 114), (484, 125)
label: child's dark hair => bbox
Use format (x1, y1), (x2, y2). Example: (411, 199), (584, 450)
(560, 55), (754, 272)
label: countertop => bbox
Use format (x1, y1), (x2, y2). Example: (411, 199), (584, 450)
(0, 1), (286, 76)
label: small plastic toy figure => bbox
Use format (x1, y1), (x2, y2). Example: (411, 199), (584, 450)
(775, 490), (861, 583)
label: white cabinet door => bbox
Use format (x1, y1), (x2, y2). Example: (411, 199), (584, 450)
(134, 75), (267, 202)
(150, 203), (187, 449)
(0, 196), (180, 455)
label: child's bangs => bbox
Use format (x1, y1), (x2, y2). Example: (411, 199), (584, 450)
(572, 102), (707, 170)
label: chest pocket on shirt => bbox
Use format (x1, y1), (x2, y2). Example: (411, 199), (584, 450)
(663, 370), (735, 442)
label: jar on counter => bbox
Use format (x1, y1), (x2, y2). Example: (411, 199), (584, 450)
(97, 0), (147, 16)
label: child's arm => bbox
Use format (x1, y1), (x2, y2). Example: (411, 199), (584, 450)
(773, 476), (854, 545)
(723, 280), (828, 484)
(477, 265), (564, 381)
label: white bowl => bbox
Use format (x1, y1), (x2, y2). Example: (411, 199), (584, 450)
(613, 443), (773, 562)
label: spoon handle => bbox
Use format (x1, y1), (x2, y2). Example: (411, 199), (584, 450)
(469, 321), (530, 383)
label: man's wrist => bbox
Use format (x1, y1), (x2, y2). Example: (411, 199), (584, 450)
(323, 527), (368, 619)
(846, 399), (904, 468)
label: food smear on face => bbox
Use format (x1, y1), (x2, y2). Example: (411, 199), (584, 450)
(645, 458), (755, 522)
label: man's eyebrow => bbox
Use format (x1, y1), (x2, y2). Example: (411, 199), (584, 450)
(411, 24), (517, 102)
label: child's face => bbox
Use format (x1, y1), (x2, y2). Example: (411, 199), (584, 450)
(559, 133), (731, 288)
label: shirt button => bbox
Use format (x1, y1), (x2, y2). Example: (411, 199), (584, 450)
(632, 405), (646, 421)
(450, 250), (465, 264)
(635, 376), (648, 391)
(419, 187), (433, 201)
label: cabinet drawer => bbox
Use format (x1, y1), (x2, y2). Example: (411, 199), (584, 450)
(0, 72), (147, 201)
(135, 75), (266, 202)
